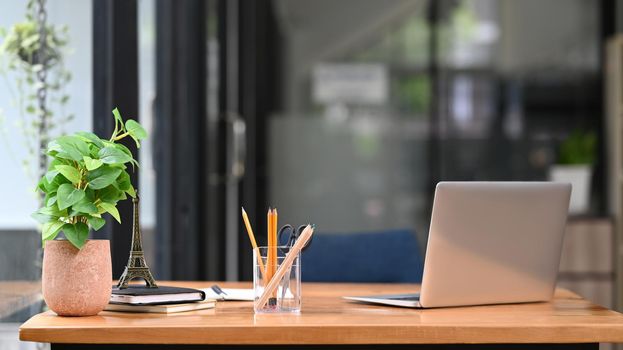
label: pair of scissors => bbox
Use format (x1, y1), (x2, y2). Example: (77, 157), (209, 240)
(276, 224), (313, 308)
(278, 224), (313, 250)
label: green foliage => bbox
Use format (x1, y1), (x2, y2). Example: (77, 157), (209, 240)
(33, 108), (145, 249)
(0, 0), (73, 183)
(396, 76), (430, 115)
(558, 130), (597, 165)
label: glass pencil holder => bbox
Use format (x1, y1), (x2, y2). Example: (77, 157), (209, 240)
(253, 246), (301, 314)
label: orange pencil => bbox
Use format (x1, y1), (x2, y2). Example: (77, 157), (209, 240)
(271, 208), (278, 300)
(268, 209), (277, 276)
(266, 208), (274, 285)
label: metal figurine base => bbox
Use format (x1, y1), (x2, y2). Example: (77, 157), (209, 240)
(117, 195), (158, 289)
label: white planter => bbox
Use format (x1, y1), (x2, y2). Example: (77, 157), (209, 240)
(548, 164), (593, 214)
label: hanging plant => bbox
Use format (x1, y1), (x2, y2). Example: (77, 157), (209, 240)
(0, 0), (73, 188)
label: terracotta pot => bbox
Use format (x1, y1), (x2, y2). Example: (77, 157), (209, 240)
(42, 240), (112, 316)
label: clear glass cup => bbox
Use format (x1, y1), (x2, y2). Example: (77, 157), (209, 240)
(253, 246), (301, 313)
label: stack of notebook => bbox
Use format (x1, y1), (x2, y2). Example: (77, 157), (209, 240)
(105, 285), (255, 314)
(106, 285), (214, 314)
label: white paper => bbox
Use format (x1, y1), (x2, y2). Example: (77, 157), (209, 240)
(201, 288), (255, 301)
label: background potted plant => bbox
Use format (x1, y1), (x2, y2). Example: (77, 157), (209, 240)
(0, 0), (72, 191)
(32, 108), (146, 316)
(549, 129), (596, 214)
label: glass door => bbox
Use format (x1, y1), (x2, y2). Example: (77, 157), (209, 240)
(266, 0), (433, 273)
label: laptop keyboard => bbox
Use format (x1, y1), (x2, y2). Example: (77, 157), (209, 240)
(384, 294), (420, 301)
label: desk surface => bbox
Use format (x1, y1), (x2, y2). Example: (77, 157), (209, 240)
(19, 282), (623, 345)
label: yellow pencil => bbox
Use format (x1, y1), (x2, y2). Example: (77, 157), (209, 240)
(241, 207), (266, 277)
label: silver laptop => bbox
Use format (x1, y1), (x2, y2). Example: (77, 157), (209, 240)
(344, 181), (571, 308)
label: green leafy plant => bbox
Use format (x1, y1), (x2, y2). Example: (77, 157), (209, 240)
(32, 108), (146, 249)
(558, 130), (597, 165)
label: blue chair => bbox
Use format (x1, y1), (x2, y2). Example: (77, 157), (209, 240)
(297, 229), (423, 283)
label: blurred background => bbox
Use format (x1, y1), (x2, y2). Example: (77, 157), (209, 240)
(1, 0), (622, 348)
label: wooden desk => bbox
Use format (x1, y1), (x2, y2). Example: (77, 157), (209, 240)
(19, 282), (623, 349)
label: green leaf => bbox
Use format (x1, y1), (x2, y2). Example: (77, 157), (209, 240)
(54, 135), (90, 161)
(46, 139), (63, 153)
(45, 169), (59, 183)
(37, 176), (49, 193)
(105, 142), (138, 167)
(83, 156), (103, 171)
(84, 188), (96, 202)
(98, 146), (131, 165)
(112, 143), (139, 168)
(49, 159), (64, 167)
(72, 198), (98, 214)
(75, 131), (105, 148)
(114, 171), (132, 191)
(44, 174), (71, 193)
(42, 221), (65, 241)
(39, 204), (68, 217)
(55, 165), (81, 185)
(97, 185), (123, 203)
(63, 222), (89, 249)
(87, 216), (106, 231)
(87, 166), (122, 189)
(31, 211), (53, 224)
(128, 134), (141, 149)
(99, 202), (121, 223)
(125, 119), (147, 140)
(112, 107), (124, 129)
(126, 185), (136, 198)
(117, 191), (127, 201)
(89, 144), (100, 158)
(46, 195), (57, 207)
(31, 204), (68, 224)
(56, 183), (86, 210)
(110, 142), (132, 157)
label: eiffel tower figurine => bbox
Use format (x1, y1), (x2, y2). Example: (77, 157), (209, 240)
(117, 194), (158, 289)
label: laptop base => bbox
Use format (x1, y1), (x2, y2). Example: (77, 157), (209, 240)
(343, 293), (422, 308)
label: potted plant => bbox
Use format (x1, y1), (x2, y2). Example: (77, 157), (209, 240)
(549, 130), (596, 214)
(32, 108), (146, 316)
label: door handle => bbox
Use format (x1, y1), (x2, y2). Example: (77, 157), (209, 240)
(207, 111), (246, 185)
(226, 111), (246, 183)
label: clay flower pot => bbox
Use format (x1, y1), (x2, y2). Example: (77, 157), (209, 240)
(42, 240), (112, 316)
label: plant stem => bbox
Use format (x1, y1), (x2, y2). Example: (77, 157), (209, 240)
(113, 132), (129, 141)
(109, 127), (117, 142)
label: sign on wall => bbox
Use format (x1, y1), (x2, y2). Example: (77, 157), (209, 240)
(312, 63), (388, 105)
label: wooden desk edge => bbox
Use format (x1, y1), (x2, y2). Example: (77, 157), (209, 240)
(19, 321), (623, 345)
(18, 283), (623, 345)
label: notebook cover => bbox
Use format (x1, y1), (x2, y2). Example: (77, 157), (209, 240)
(105, 299), (216, 314)
(112, 285), (205, 297)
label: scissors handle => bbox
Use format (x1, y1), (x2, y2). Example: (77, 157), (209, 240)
(278, 224), (295, 246)
(278, 224), (313, 250)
